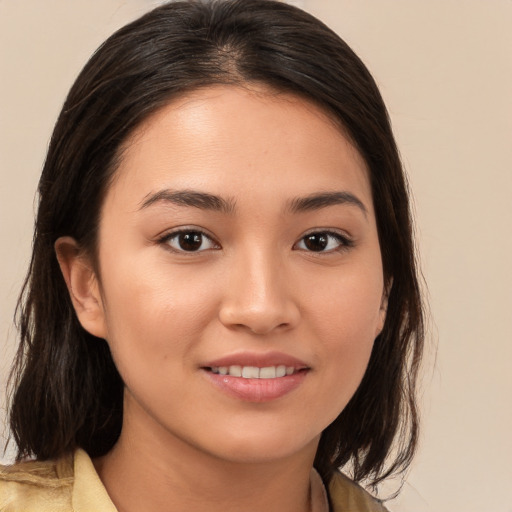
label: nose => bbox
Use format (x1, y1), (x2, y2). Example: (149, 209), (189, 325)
(218, 249), (300, 335)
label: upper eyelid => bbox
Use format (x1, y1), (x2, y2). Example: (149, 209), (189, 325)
(298, 228), (352, 240)
(157, 226), (352, 245)
(293, 229), (354, 252)
(158, 227), (221, 251)
(158, 226), (217, 241)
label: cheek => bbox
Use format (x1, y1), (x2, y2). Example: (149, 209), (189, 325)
(98, 260), (221, 377)
(303, 268), (383, 398)
(306, 265), (384, 338)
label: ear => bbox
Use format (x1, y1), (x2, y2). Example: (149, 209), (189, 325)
(55, 236), (108, 339)
(375, 278), (392, 337)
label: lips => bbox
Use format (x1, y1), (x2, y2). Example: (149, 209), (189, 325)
(201, 352), (310, 402)
(210, 365), (297, 378)
(203, 351), (309, 370)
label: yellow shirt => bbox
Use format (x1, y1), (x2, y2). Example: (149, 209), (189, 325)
(0, 449), (388, 511)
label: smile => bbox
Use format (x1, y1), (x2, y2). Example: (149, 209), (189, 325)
(209, 365), (299, 379)
(202, 352), (310, 401)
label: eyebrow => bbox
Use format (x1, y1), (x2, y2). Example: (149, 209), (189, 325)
(286, 191), (368, 217)
(139, 189), (236, 214)
(139, 188), (367, 217)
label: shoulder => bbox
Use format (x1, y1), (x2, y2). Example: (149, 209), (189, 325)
(0, 454), (74, 511)
(328, 472), (390, 512)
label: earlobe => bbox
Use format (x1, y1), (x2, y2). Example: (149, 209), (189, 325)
(55, 236), (108, 339)
(376, 300), (387, 337)
(376, 279), (392, 337)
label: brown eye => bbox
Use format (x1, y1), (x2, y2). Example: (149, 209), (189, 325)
(295, 231), (351, 253)
(304, 233), (329, 252)
(178, 232), (203, 251)
(165, 230), (218, 252)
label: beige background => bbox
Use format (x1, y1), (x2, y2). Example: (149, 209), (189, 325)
(1, 1), (511, 511)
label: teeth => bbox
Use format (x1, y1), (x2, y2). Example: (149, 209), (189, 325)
(228, 365), (242, 377)
(242, 366), (260, 378)
(259, 366), (276, 379)
(210, 364), (299, 379)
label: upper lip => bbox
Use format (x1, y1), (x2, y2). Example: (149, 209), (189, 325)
(202, 351), (310, 369)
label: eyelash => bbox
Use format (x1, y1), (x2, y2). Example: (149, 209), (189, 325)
(294, 230), (354, 253)
(158, 228), (354, 254)
(158, 228), (219, 253)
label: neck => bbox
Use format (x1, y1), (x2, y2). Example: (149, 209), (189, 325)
(94, 402), (319, 512)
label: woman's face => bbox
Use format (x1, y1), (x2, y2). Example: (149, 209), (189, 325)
(74, 85), (386, 464)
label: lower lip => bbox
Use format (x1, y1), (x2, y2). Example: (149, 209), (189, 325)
(203, 370), (308, 402)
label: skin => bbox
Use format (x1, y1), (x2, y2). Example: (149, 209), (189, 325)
(56, 85), (387, 512)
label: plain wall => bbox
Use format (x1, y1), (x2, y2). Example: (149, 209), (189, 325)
(1, 2), (511, 511)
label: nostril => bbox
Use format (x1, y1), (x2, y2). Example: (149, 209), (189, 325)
(220, 313), (296, 335)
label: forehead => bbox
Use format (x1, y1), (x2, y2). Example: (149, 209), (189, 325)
(108, 84), (372, 211)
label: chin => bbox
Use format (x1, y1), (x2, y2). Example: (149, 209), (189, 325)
(199, 427), (320, 465)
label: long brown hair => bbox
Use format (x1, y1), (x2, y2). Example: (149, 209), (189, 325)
(8, 0), (424, 488)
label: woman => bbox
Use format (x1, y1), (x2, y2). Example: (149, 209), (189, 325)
(1, 1), (424, 511)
